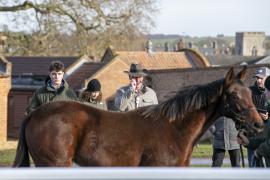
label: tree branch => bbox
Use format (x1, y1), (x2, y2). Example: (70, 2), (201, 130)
(0, 1), (48, 14)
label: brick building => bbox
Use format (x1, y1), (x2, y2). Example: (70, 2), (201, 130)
(83, 46), (210, 109)
(0, 55), (11, 142)
(7, 56), (98, 138)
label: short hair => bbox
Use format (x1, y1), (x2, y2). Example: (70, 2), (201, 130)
(49, 61), (65, 72)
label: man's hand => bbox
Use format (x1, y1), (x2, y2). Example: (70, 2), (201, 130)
(130, 79), (137, 92)
(130, 78), (143, 93)
(260, 112), (268, 121)
(237, 137), (248, 146)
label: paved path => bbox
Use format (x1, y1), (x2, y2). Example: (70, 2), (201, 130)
(191, 158), (248, 166)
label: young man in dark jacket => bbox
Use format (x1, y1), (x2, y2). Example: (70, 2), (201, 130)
(26, 61), (77, 114)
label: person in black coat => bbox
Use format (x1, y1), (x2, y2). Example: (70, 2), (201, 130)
(252, 75), (270, 167)
(245, 67), (269, 167)
(210, 116), (240, 167)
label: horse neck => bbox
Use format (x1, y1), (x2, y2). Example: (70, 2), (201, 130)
(176, 102), (221, 140)
(174, 81), (225, 146)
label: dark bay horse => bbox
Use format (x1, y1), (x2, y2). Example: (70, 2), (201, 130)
(13, 67), (264, 167)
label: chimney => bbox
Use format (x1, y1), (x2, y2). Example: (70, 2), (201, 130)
(173, 44), (178, 52)
(89, 55), (97, 62)
(146, 40), (153, 53)
(164, 42), (170, 52)
(188, 42), (193, 49)
(212, 41), (217, 49)
(0, 34), (7, 53)
(177, 38), (185, 50)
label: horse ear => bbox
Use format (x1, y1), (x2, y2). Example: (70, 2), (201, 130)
(224, 67), (235, 87)
(236, 66), (247, 81)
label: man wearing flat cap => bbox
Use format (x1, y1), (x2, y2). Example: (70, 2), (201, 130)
(238, 67), (270, 167)
(114, 63), (158, 111)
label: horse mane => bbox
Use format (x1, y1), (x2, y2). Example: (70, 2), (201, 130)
(141, 78), (225, 122)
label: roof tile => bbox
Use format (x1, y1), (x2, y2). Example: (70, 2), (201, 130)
(66, 62), (105, 90)
(6, 56), (78, 76)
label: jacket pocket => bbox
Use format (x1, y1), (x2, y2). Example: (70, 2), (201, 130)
(142, 97), (153, 105)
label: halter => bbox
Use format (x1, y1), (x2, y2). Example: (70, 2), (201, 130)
(222, 91), (256, 127)
(223, 102), (256, 127)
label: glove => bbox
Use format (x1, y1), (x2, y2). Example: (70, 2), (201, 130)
(237, 130), (249, 147)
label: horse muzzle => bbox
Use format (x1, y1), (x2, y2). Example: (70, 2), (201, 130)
(246, 120), (264, 135)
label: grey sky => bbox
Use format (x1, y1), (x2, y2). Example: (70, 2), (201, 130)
(152, 0), (270, 36)
(0, 0), (269, 37)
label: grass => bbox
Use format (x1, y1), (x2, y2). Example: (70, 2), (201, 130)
(192, 143), (213, 158)
(192, 142), (247, 158)
(0, 140), (247, 167)
(0, 140), (17, 167)
(0, 149), (16, 167)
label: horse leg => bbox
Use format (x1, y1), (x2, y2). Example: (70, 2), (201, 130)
(182, 149), (193, 166)
(28, 141), (75, 167)
(26, 129), (75, 167)
(28, 142), (74, 167)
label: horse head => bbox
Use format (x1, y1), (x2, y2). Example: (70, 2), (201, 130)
(220, 66), (264, 134)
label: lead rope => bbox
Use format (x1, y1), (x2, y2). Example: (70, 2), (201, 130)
(240, 144), (245, 168)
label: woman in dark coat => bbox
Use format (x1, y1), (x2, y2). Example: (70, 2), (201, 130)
(80, 79), (107, 110)
(210, 116), (240, 167)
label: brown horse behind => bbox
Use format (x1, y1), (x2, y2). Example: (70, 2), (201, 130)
(13, 67), (264, 167)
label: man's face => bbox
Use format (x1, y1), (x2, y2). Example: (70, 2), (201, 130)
(130, 76), (144, 85)
(49, 70), (64, 86)
(256, 76), (266, 88)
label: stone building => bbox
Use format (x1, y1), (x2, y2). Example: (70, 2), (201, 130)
(235, 32), (265, 56)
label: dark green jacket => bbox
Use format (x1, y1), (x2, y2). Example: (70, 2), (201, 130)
(26, 80), (77, 114)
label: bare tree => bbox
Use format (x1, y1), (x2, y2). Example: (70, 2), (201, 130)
(0, 0), (159, 56)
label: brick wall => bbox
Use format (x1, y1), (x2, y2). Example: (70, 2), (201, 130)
(150, 65), (270, 102)
(0, 76), (11, 142)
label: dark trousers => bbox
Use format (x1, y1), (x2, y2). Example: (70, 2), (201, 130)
(212, 148), (240, 167)
(247, 148), (255, 167)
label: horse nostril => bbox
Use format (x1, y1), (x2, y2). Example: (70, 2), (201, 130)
(254, 122), (263, 129)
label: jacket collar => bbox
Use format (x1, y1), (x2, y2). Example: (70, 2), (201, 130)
(46, 79), (67, 92)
